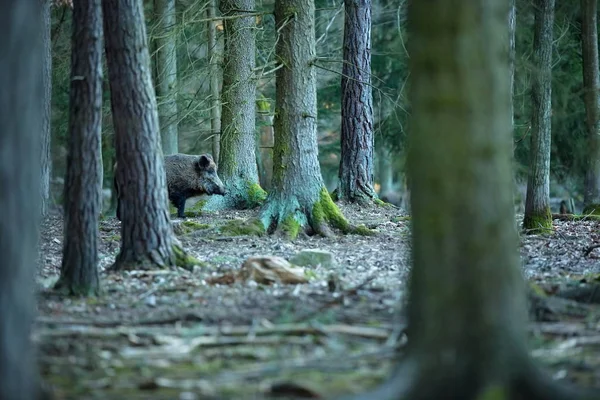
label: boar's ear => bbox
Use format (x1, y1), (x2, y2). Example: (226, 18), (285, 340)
(197, 154), (212, 169)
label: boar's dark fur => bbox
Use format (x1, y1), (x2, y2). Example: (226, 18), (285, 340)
(114, 153), (226, 220)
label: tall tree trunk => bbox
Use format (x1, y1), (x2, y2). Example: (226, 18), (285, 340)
(41, 0), (52, 216)
(0, 0), (43, 397)
(257, 96), (274, 191)
(103, 0), (191, 271)
(204, 0), (266, 210)
(54, 0), (103, 296)
(154, 0), (178, 155)
(207, 0), (221, 165)
(338, 0), (376, 203)
(343, 0), (597, 399)
(523, 0), (554, 232)
(581, 0), (600, 213)
(259, 0), (352, 238)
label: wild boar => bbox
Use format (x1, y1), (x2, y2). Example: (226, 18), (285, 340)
(114, 153), (226, 220)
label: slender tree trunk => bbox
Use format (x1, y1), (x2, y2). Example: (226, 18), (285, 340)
(207, 0), (221, 165)
(259, 0), (352, 238)
(342, 1), (597, 399)
(103, 0), (189, 271)
(376, 141), (393, 195)
(41, 0), (52, 216)
(0, 0), (43, 397)
(523, 0), (554, 232)
(154, 0), (178, 155)
(581, 0), (600, 213)
(204, 0), (266, 210)
(257, 97), (274, 191)
(338, 0), (376, 203)
(54, 0), (103, 296)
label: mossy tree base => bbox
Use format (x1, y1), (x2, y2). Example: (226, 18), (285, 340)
(203, 180), (266, 211)
(522, 207), (553, 233)
(340, 355), (598, 400)
(259, 187), (374, 240)
(53, 279), (100, 297)
(109, 244), (200, 272)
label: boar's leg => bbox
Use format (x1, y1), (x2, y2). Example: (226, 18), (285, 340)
(169, 193), (187, 218)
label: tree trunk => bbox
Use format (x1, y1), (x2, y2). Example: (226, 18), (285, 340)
(523, 0), (554, 232)
(581, 0), (600, 213)
(204, 0), (265, 211)
(343, 0), (597, 399)
(207, 0), (221, 165)
(103, 0), (189, 271)
(41, 0), (52, 216)
(257, 97), (274, 191)
(338, 0), (376, 203)
(154, 0), (178, 155)
(259, 0), (352, 239)
(54, 0), (103, 296)
(0, 0), (43, 397)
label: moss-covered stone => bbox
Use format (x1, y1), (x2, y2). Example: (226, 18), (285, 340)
(583, 203), (600, 215)
(281, 215), (301, 240)
(522, 207), (553, 234)
(219, 218), (266, 236)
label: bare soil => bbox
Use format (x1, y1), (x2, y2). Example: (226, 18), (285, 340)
(35, 203), (600, 399)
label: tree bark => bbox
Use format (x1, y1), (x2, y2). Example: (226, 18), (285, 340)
(523, 0), (554, 232)
(203, 0), (265, 211)
(207, 0), (221, 165)
(154, 0), (179, 155)
(338, 0), (376, 203)
(342, 0), (598, 398)
(259, 0), (351, 238)
(581, 0), (600, 213)
(54, 0), (103, 296)
(103, 0), (184, 271)
(0, 0), (43, 397)
(41, 0), (52, 216)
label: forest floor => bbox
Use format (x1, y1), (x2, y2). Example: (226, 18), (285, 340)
(36, 201), (600, 399)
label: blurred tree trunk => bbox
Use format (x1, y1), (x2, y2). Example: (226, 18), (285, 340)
(41, 0), (52, 216)
(103, 0), (190, 271)
(0, 0), (43, 397)
(523, 0), (554, 232)
(338, 0), (376, 203)
(207, 0), (221, 164)
(204, 0), (265, 210)
(342, 0), (598, 398)
(257, 96), (274, 191)
(259, 0), (350, 238)
(581, 0), (600, 213)
(54, 0), (103, 296)
(154, 0), (178, 155)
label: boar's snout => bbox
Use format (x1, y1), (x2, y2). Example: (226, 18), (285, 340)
(204, 175), (227, 196)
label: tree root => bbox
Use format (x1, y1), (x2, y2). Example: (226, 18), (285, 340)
(337, 354), (600, 400)
(259, 187), (375, 239)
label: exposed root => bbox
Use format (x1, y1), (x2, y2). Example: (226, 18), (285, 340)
(338, 354), (599, 400)
(52, 278), (100, 297)
(259, 187), (376, 239)
(108, 243), (200, 272)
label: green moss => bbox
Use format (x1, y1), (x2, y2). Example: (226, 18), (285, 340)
(281, 215), (301, 240)
(528, 282), (547, 298)
(476, 385), (507, 400)
(353, 224), (376, 236)
(182, 220), (210, 231)
(522, 207), (553, 234)
(172, 244), (204, 271)
(391, 215), (411, 222)
(246, 182), (267, 205)
(583, 203), (600, 215)
(314, 187), (350, 232)
(219, 218), (265, 236)
(184, 199), (207, 217)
